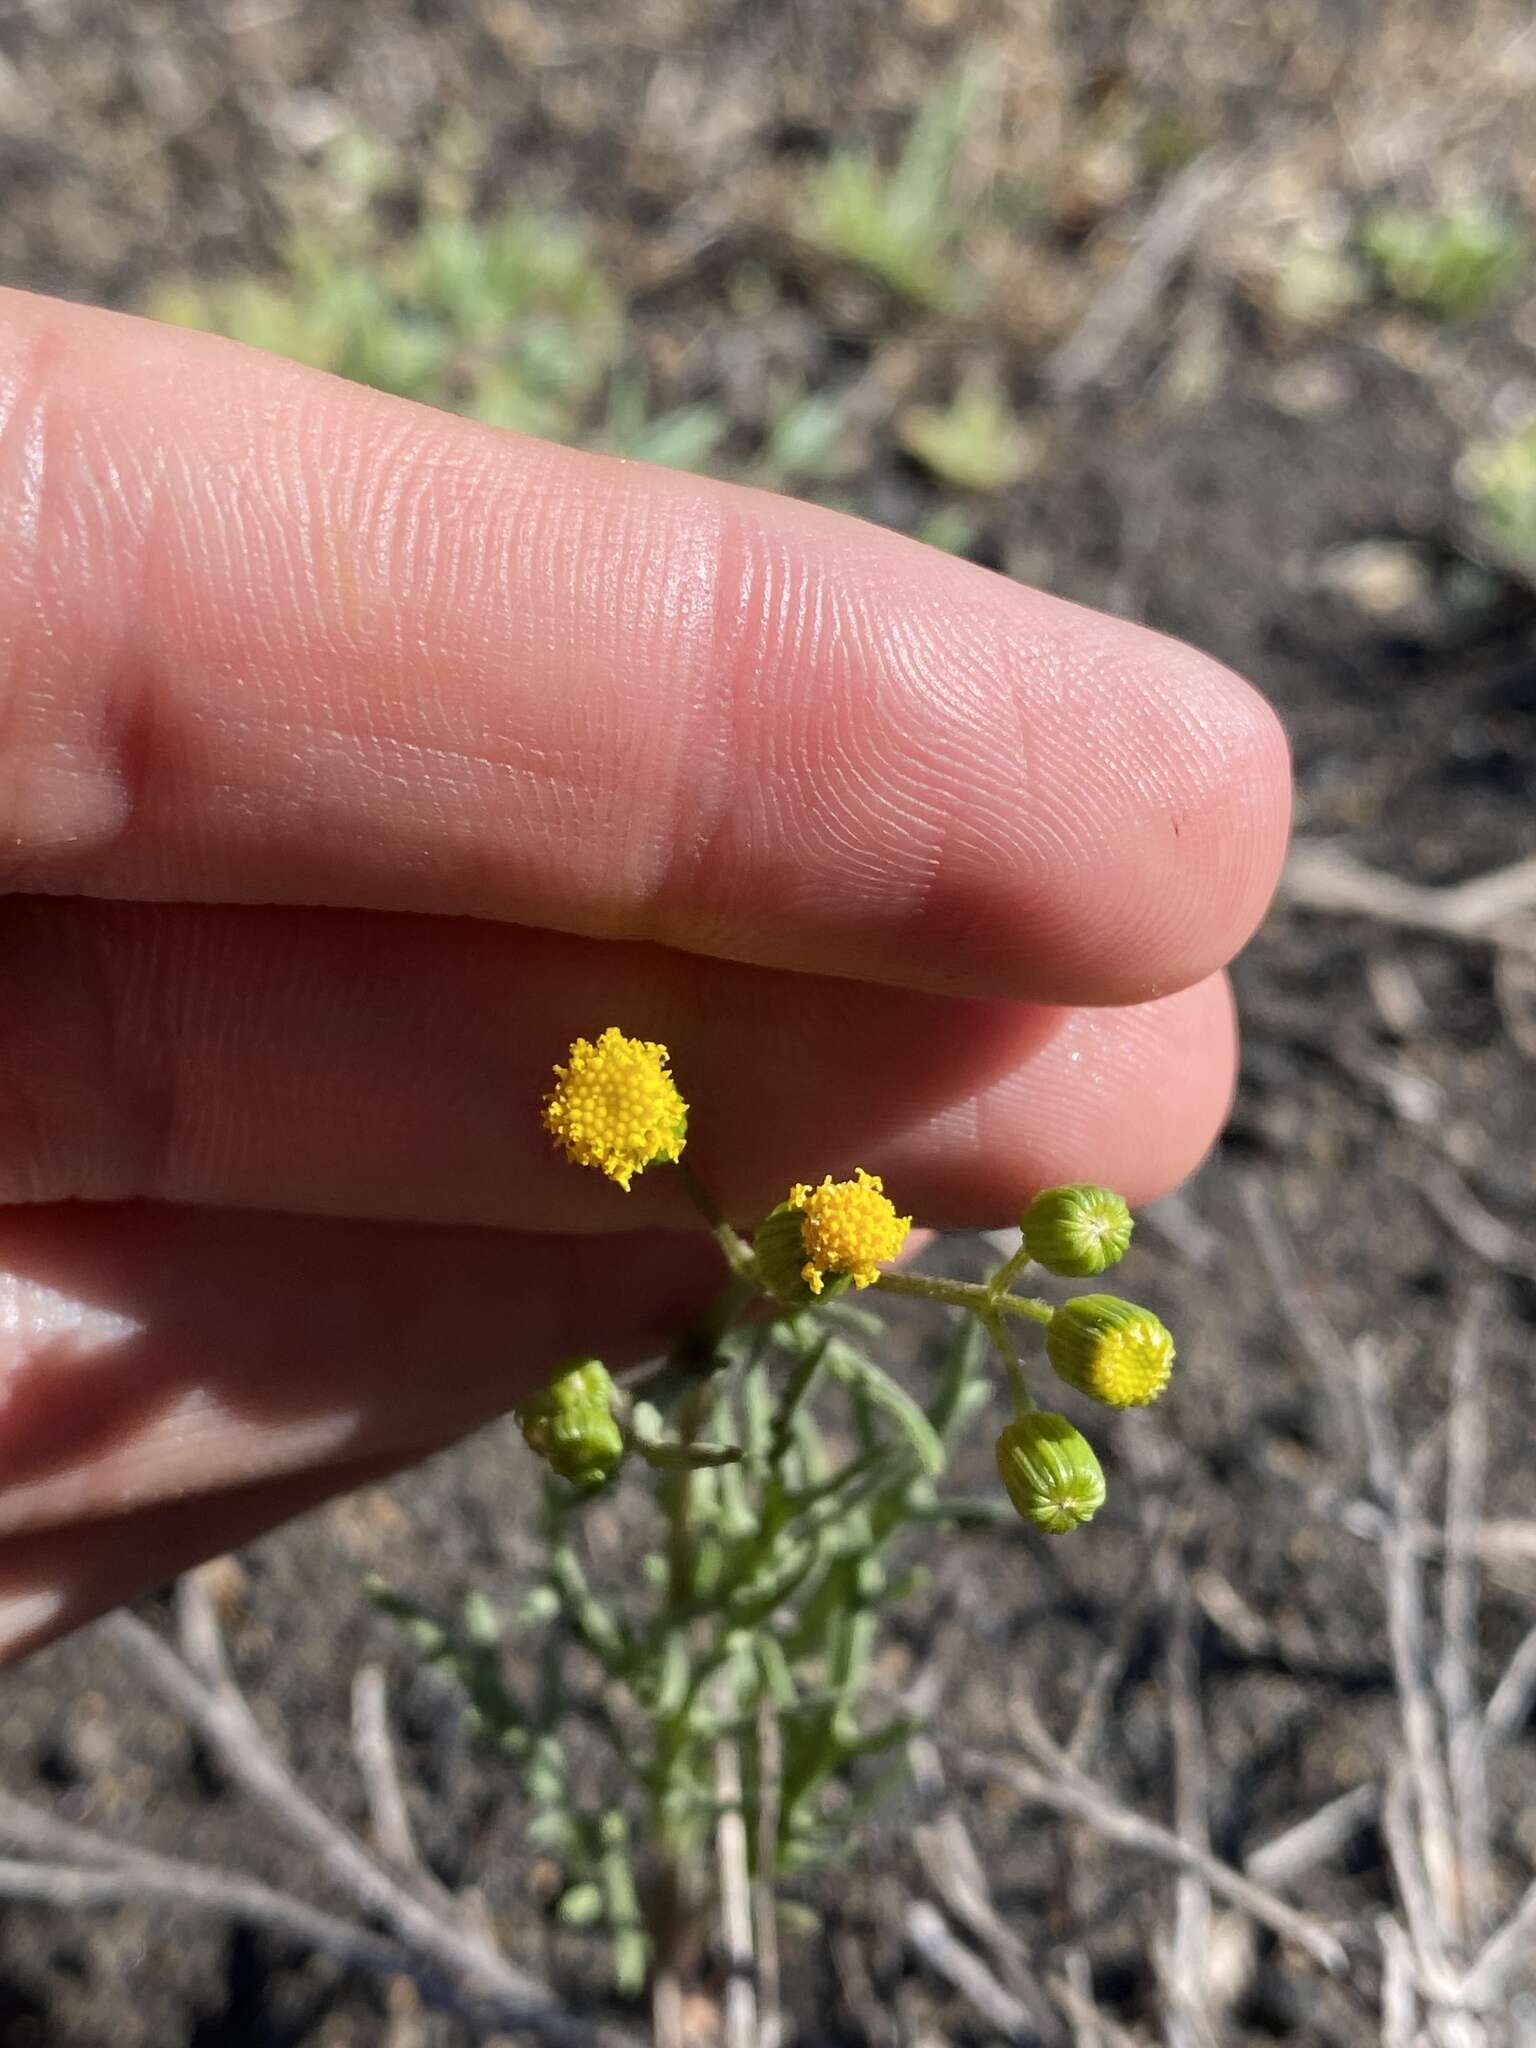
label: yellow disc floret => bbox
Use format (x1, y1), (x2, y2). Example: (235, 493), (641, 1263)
(788, 1169), (911, 1294)
(1045, 1294), (1175, 1409)
(543, 1028), (687, 1191)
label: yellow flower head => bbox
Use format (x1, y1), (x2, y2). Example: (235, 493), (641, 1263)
(1045, 1294), (1174, 1409)
(543, 1028), (687, 1191)
(788, 1169), (911, 1294)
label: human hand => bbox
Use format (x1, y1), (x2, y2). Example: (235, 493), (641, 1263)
(0, 288), (1290, 1659)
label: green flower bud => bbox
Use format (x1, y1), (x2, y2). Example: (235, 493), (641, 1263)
(1046, 1294), (1174, 1408)
(1020, 1183), (1134, 1276)
(517, 1356), (624, 1484)
(996, 1412), (1106, 1533)
(752, 1201), (851, 1304)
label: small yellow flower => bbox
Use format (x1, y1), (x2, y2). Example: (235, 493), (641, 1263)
(543, 1028), (687, 1191)
(788, 1169), (911, 1295)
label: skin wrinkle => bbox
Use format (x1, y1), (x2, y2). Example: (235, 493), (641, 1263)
(893, 975), (1237, 1207)
(0, 896), (1240, 1229)
(0, 1388), (364, 1537)
(0, 293), (1290, 1007)
(0, 1205), (725, 1540)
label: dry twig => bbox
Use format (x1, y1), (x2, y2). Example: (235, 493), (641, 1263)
(1352, 1337), (1463, 1959)
(1282, 843), (1536, 953)
(1483, 1620), (1536, 1752)
(1417, 1162), (1536, 1282)
(1458, 1878), (1536, 2011)
(1049, 1954), (1143, 2048)
(966, 1704), (1349, 1975)
(913, 1805), (1063, 2044)
(1043, 154), (1238, 397)
(0, 1854), (417, 1980)
(714, 1731), (759, 2048)
(1378, 1914), (1419, 2048)
(1240, 1177), (1365, 1473)
(1438, 1293), (1497, 1942)
(106, 1593), (637, 2048)
(905, 1899), (1040, 2043)
(1245, 1786), (1379, 1890)
(1159, 1560), (1218, 2047)
(753, 1700), (783, 2048)
(351, 1665), (445, 1903)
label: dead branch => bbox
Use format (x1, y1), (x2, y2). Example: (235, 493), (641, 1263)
(1066, 1576), (1157, 1773)
(1378, 1914), (1418, 2048)
(106, 1597), (638, 2048)
(1240, 1177), (1365, 1474)
(1245, 1785), (1379, 1890)
(0, 1854), (416, 1981)
(1458, 1878), (1536, 2011)
(1417, 1161), (1536, 1281)
(1050, 1955), (1144, 2048)
(1438, 1292), (1497, 1943)
(905, 1899), (1040, 2043)
(966, 1707), (1349, 1976)
(1160, 1560), (1217, 2046)
(1043, 154), (1238, 397)
(1282, 843), (1536, 953)
(753, 1700), (783, 2048)
(1380, 1765), (1457, 2002)
(1352, 1337), (1463, 1956)
(1483, 1620), (1536, 1752)
(912, 1805), (1064, 2044)
(714, 1731), (759, 2048)
(351, 1664), (447, 1904)
(832, 1929), (898, 2048)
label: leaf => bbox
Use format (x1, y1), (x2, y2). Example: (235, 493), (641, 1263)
(825, 1344), (945, 1474)
(926, 1313), (990, 1442)
(557, 1881), (605, 1927)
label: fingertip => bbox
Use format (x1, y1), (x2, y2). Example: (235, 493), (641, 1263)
(870, 972), (1239, 1223)
(976, 609), (1293, 1006)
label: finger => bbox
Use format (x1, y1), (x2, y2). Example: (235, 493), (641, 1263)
(0, 898), (1234, 1229)
(870, 971), (1237, 1213)
(0, 1448), (424, 1664)
(0, 1204), (721, 1544)
(0, 288), (1289, 1004)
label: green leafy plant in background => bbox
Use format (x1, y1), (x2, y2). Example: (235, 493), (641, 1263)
(370, 1029), (1174, 2020)
(1359, 203), (1529, 322)
(898, 370), (1041, 495)
(1461, 420), (1536, 569)
(152, 129), (670, 452)
(754, 386), (862, 490)
(799, 62), (987, 308)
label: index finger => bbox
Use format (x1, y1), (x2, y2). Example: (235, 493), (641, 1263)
(0, 289), (1289, 1003)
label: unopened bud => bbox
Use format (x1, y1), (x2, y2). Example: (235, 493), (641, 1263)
(996, 1412), (1106, 1533)
(1020, 1183), (1133, 1276)
(517, 1356), (625, 1485)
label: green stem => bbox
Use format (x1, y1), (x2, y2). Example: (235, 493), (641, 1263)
(873, 1270), (1054, 1326)
(673, 1159), (762, 1285)
(767, 1326), (831, 1466)
(987, 1237), (1034, 1297)
(979, 1307), (1035, 1417)
(662, 1380), (713, 1615)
